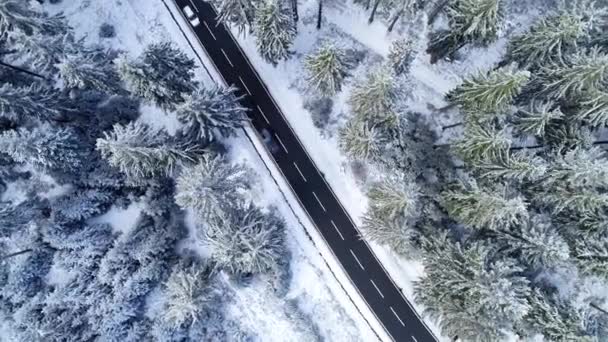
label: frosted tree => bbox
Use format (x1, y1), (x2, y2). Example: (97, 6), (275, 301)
(176, 86), (247, 141)
(543, 186), (608, 214)
(162, 265), (214, 327)
(387, 0), (419, 32)
(455, 123), (511, 163)
(514, 101), (563, 137)
(58, 50), (122, 94)
(446, 68), (530, 115)
(507, 13), (589, 68)
(0, 83), (68, 122)
(348, 67), (399, 124)
(51, 189), (114, 223)
(254, 0), (296, 65)
(304, 43), (349, 96)
(573, 238), (608, 280)
(540, 47), (608, 99)
(545, 147), (608, 189)
(427, 0), (502, 63)
(0, 0), (68, 37)
(367, 174), (420, 220)
(441, 182), (528, 230)
(388, 38), (415, 76)
(473, 151), (547, 182)
(96, 122), (202, 179)
(174, 154), (250, 219)
(204, 203), (286, 275)
(117, 42), (197, 110)
(338, 119), (385, 161)
(576, 90), (608, 128)
(361, 208), (417, 256)
(0, 124), (83, 172)
(216, 0), (255, 34)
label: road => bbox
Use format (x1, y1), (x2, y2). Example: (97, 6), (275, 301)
(171, 1), (438, 341)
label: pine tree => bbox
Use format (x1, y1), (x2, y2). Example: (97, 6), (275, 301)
(514, 101), (564, 137)
(58, 50), (122, 94)
(117, 42), (197, 110)
(572, 238), (608, 281)
(441, 182), (528, 230)
(455, 123), (511, 163)
(176, 86), (247, 142)
(473, 151), (547, 182)
(543, 186), (608, 214)
(0, 124), (83, 172)
(348, 68), (399, 124)
(546, 147), (608, 188)
(338, 119), (385, 161)
(174, 154), (250, 219)
(576, 90), (608, 128)
(216, 0), (256, 34)
(361, 207), (417, 256)
(388, 38), (415, 76)
(0, 0), (68, 37)
(0, 83), (68, 122)
(304, 43), (349, 96)
(162, 265), (213, 327)
(446, 68), (530, 116)
(12, 31), (71, 74)
(254, 0), (296, 65)
(367, 175), (420, 220)
(96, 122), (202, 179)
(507, 13), (588, 68)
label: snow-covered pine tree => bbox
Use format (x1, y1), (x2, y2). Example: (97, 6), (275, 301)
(576, 90), (608, 128)
(174, 154), (250, 219)
(96, 121), (202, 179)
(455, 123), (511, 163)
(58, 50), (122, 94)
(348, 67), (399, 124)
(543, 186), (608, 214)
(572, 238), (608, 281)
(514, 101), (564, 137)
(162, 264), (214, 327)
(441, 182), (528, 230)
(338, 119), (385, 161)
(427, 0), (502, 63)
(0, 0), (68, 37)
(0, 124), (83, 172)
(473, 150), (547, 182)
(304, 43), (349, 96)
(388, 38), (415, 76)
(254, 0), (296, 65)
(0, 83), (68, 123)
(361, 207), (417, 256)
(176, 85), (247, 142)
(507, 13), (588, 68)
(216, 0), (256, 34)
(117, 42), (197, 110)
(11, 31), (72, 75)
(446, 67), (529, 116)
(204, 202), (286, 275)
(545, 147), (608, 188)
(367, 174), (420, 220)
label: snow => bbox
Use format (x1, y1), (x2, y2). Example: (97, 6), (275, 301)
(89, 201), (145, 238)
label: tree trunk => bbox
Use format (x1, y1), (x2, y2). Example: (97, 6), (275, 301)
(428, 0), (450, 25)
(317, 0), (323, 29)
(368, 0), (382, 23)
(510, 144), (544, 151)
(387, 9), (404, 32)
(591, 302), (608, 316)
(593, 140), (608, 145)
(442, 122), (463, 131)
(0, 60), (45, 79)
(1, 249), (33, 261)
(433, 143), (451, 149)
(291, 0), (299, 23)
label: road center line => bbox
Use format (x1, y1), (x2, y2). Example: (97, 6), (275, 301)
(411, 336), (418, 342)
(312, 191), (326, 212)
(370, 279), (384, 298)
(390, 307), (406, 327)
(256, 105), (270, 124)
(350, 249), (365, 270)
(220, 48), (234, 67)
(238, 76), (252, 95)
(202, 21), (216, 40)
(293, 162), (307, 182)
(274, 133), (289, 154)
(330, 220), (344, 240)
(189, 0), (200, 12)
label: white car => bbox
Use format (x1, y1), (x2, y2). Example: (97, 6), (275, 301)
(182, 5), (200, 27)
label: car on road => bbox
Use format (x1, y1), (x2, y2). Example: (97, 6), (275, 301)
(261, 128), (280, 155)
(182, 5), (200, 27)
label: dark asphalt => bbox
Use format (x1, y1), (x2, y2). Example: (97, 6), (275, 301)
(172, 1), (438, 341)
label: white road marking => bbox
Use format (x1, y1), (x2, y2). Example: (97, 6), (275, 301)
(220, 48), (234, 67)
(370, 279), (384, 298)
(330, 220), (344, 240)
(411, 336), (418, 342)
(189, 0), (200, 12)
(274, 133), (288, 154)
(293, 162), (307, 182)
(312, 191), (326, 212)
(203, 21), (216, 40)
(238, 76), (252, 95)
(350, 249), (365, 270)
(256, 105), (270, 124)
(390, 307), (406, 327)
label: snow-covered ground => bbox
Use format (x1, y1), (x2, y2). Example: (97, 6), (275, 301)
(45, 0), (380, 340)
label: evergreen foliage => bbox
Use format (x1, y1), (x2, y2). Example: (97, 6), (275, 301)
(576, 90), (608, 128)
(455, 123), (511, 163)
(216, 0), (255, 34)
(348, 67), (399, 124)
(388, 38), (415, 76)
(338, 119), (385, 161)
(162, 264), (215, 327)
(0, 83), (69, 122)
(304, 43), (349, 96)
(473, 151), (547, 182)
(58, 49), (122, 93)
(254, 0), (296, 65)
(0, 0), (67, 37)
(514, 101), (563, 137)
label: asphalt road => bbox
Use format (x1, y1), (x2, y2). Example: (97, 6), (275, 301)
(172, 1), (438, 341)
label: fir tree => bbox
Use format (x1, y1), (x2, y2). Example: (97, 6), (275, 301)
(576, 90), (608, 128)
(473, 151), (547, 182)
(361, 207), (417, 256)
(514, 101), (564, 137)
(12, 31), (71, 74)
(304, 43), (349, 96)
(338, 119), (385, 161)
(348, 68), (399, 124)
(572, 238), (608, 281)
(455, 123), (511, 163)
(388, 38), (415, 76)
(117, 42), (197, 110)
(446, 67), (530, 116)
(58, 50), (122, 94)
(441, 182), (528, 230)
(96, 121), (202, 179)
(254, 0), (296, 65)
(176, 86), (247, 142)
(367, 174), (420, 220)
(162, 264), (214, 327)
(216, 0), (256, 34)
(546, 147), (608, 188)
(174, 154), (250, 219)
(0, 0), (68, 37)
(0, 83), (69, 123)
(543, 186), (608, 214)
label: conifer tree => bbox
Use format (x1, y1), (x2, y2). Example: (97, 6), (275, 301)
(348, 68), (399, 124)
(473, 151), (547, 182)
(96, 122), (202, 179)
(576, 90), (608, 128)
(388, 38), (415, 76)
(546, 147), (608, 188)
(117, 42), (197, 110)
(441, 182), (528, 230)
(254, 0), (296, 65)
(0, 0), (68, 37)
(176, 86), (247, 141)
(572, 238), (608, 281)
(446, 68), (529, 115)
(216, 0), (256, 34)
(361, 207), (417, 256)
(367, 175), (420, 220)
(338, 119), (385, 161)
(58, 50), (122, 94)
(455, 123), (511, 163)
(514, 101), (563, 137)
(162, 265), (213, 326)
(304, 43), (349, 96)
(0, 83), (68, 123)
(543, 186), (608, 214)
